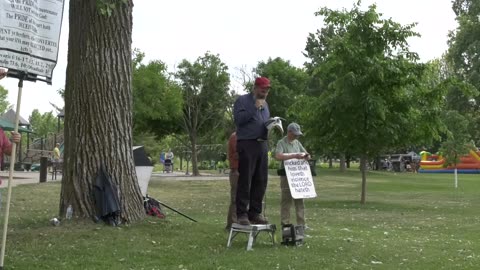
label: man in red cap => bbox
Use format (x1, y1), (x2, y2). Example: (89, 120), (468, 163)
(232, 76), (271, 225)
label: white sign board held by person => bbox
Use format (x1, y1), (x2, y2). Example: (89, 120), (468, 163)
(0, 1), (65, 268)
(0, 0), (65, 82)
(284, 159), (317, 199)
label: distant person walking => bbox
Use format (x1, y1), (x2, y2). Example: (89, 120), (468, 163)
(165, 149), (174, 171)
(233, 77), (271, 225)
(166, 149), (174, 162)
(159, 152), (165, 164)
(53, 143), (61, 162)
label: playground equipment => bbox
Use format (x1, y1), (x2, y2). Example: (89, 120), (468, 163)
(419, 150), (480, 173)
(376, 153), (419, 172)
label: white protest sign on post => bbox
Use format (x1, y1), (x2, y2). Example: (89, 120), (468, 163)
(0, 1), (65, 268)
(0, 0), (65, 81)
(284, 159), (317, 199)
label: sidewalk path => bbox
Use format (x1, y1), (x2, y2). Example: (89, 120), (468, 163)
(0, 171), (61, 188)
(151, 171), (229, 181)
(0, 170), (229, 188)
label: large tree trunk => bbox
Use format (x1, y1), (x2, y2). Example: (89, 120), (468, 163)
(339, 154), (346, 172)
(360, 154), (367, 204)
(60, 0), (144, 223)
(190, 135), (199, 176)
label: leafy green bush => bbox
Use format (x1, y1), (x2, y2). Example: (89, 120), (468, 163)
(268, 151), (278, 169)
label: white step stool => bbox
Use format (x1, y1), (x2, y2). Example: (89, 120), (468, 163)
(227, 223), (276, 250)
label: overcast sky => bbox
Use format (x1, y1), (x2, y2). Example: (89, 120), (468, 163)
(0, 0), (457, 118)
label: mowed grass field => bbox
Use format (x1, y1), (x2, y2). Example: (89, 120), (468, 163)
(1, 169), (479, 269)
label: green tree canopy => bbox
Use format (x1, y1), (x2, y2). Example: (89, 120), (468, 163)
(448, 0), (480, 90)
(255, 57), (309, 121)
(0, 86), (10, 114)
(132, 49), (183, 138)
(439, 109), (473, 188)
(300, 2), (443, 203)
(440, 75), (479, 145)
(446, 0), (480, 145)
(175, 52), (231, 175)
(440, 110), (472, 168)
(28, 109), (58, 139)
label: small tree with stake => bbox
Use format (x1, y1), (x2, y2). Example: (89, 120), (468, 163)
(440, 110), (473, 188)
(300, 2), (445, 204)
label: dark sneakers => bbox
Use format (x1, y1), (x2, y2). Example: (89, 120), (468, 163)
(237, 215), (251, 226)
(237, 214), (269, 225)
(249, 214), (268, 225)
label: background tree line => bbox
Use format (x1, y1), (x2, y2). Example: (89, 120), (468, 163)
(129, 0), (480, 205)
(0, 0), (476, 219)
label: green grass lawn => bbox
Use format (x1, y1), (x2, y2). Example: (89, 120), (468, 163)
(1, 169), (479, 269)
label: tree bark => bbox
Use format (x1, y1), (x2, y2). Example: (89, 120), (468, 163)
(360, 154), (367, 204)
(190, 135), (199, 176)
(60, 0), (144, 223)
(339, 154), (346, 172)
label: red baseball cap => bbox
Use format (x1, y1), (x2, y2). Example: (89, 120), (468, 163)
(254, 77), (271, 89)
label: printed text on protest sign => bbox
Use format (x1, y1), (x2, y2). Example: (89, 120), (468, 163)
(284, 159), (317, 199)
(0, 0), (65, 78)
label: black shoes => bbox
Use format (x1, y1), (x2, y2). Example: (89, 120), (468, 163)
(237, 215), (251, 225)
(236, 214), (269, 225)
(249, 214), (268, 225)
